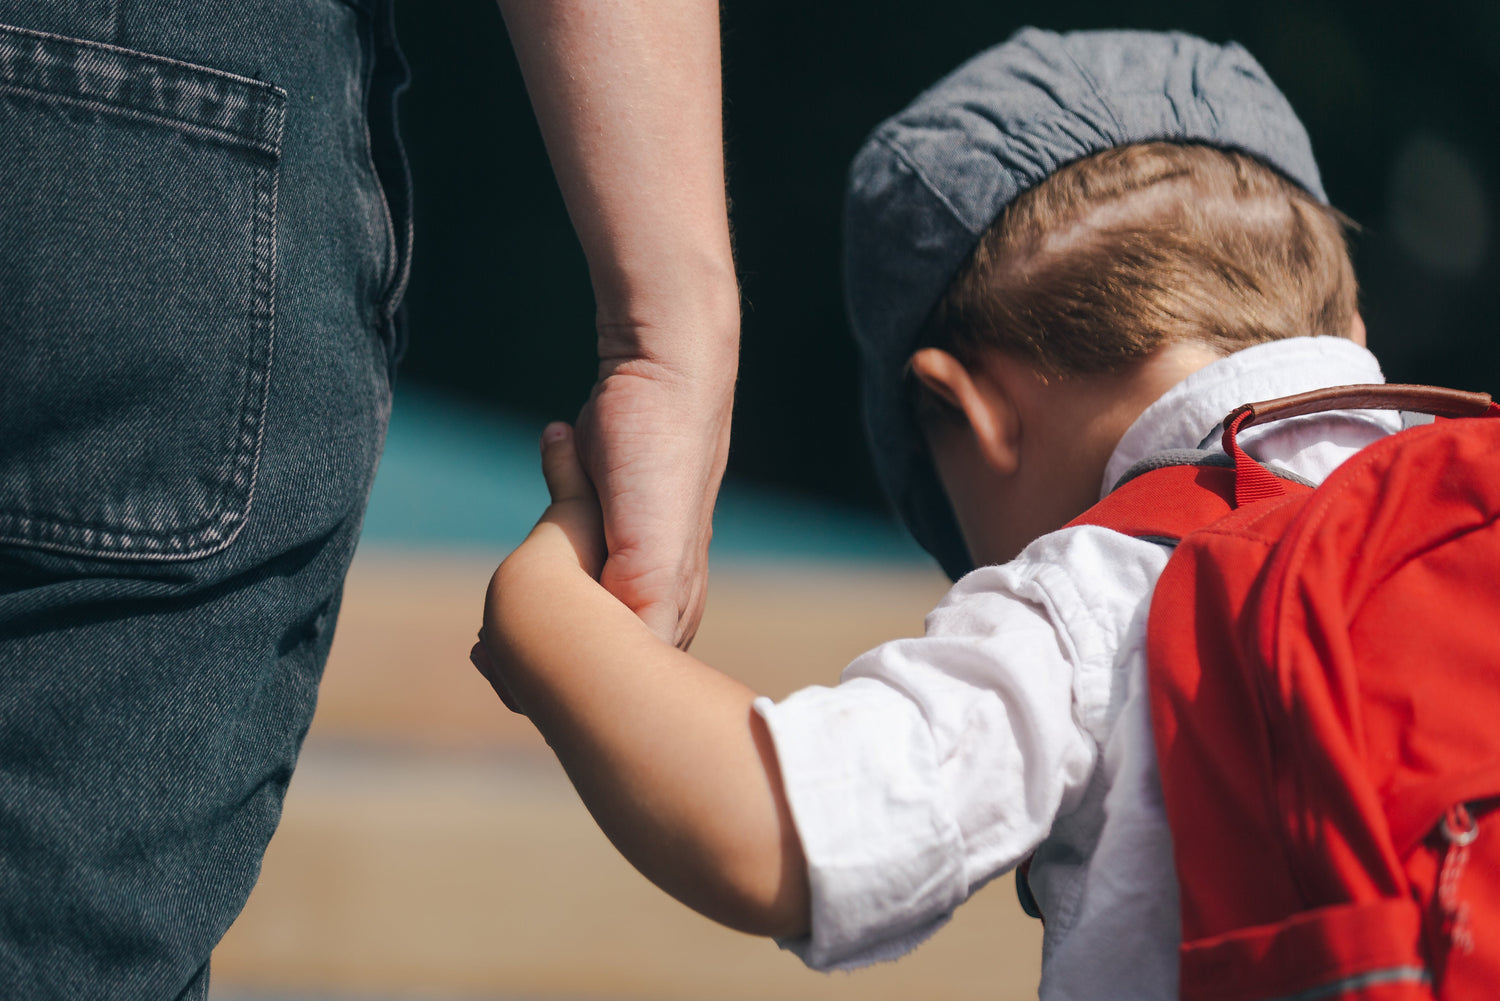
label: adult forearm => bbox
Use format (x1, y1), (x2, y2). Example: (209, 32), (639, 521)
(496, 0), (739, 355)
(484, 533), (808, 937)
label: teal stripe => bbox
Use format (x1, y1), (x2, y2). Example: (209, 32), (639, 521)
(361, 386), (929, 563)
(1256, 965), (1430, 1001)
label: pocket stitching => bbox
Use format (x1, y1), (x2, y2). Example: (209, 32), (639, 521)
(0, 157), (279, 558)
(0, 81), (279, 157)
(0, 28), (285, 561)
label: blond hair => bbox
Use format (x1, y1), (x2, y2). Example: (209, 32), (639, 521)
(920, 143), (1358, 376)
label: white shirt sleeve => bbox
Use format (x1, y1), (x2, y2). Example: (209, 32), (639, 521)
(754, 560), (1100, 970)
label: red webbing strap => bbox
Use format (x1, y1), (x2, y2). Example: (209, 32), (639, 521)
(1066, 465), (1239, 542)
(1436, 400), (1500, 422)
(1225, 408), (1288, 507)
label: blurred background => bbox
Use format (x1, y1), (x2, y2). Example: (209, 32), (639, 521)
(211, 1), (1500, 999)
(390, 0), (1500, 505)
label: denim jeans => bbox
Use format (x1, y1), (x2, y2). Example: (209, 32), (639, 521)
(0, 2), (411, 997)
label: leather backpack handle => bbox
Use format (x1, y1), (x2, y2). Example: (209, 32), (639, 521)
(1226, 384), (1495, 434)
(1222, 384), (1499, 507)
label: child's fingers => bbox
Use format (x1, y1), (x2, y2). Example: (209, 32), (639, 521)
(535, 422), (607, 577)
(540, 422), (594, 504)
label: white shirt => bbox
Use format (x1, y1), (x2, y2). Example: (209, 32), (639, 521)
(755, 337), (1400, 999)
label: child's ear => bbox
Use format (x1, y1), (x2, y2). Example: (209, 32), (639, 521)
(908, 348), (1020, 475)
(908, 348), (969, 417)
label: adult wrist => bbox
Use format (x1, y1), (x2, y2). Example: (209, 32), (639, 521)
(594, 267), (742, 384)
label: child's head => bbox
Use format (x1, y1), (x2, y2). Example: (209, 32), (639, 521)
(918, 142), (1357, 380)
(906, 142), (1360, 565)
(843, 28), (1354, 577)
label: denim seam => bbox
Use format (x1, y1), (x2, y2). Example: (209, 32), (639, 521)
(232, 136), (281, 556)
(378, 0), (413, 325)
(874, 132), (983, 238)
(0, 23), (286, 95)
(0, 82), (278, 157)
(360, 17), (399, 331)
(0, 23), (286, 151)
(359, 0), (413, 369)
(1054, 42), (1127, 141)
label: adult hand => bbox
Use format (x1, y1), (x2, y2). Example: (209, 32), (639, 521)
(576, 304), (737, 649)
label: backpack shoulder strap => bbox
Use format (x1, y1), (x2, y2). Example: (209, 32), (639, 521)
(1075, 384), (1497, 537)
(1067, 459), (1241, 545)
(1062, 377), (1494, 541)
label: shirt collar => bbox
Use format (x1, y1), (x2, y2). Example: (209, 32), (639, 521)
(1101, 337), (1388, 497)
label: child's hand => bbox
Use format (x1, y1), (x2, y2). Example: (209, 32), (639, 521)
(471, 424), (808, 938)
(473, 422), (608, 713)
(532, 421), (607, 578)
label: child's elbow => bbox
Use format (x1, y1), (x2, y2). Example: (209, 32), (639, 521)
(687, 827), (811, 940)
(735, 892), (812, 941)
(712, 717), (813, 939)
(698, 880), (810, 941)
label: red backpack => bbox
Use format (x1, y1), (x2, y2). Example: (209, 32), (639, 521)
(1070, 383), (1500, 1001)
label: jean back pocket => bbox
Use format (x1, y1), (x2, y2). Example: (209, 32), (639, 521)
(0, 25), (284, 561)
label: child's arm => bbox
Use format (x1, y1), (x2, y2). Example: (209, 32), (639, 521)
(478, 423), (809, 938)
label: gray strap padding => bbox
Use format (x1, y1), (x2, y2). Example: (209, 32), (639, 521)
(1110, 448), (1314, 493)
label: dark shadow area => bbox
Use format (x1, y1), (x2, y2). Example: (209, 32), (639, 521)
(393, 0), (1500, 510)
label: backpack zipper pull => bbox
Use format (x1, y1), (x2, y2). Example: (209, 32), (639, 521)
(1438, 803), (1478, 956)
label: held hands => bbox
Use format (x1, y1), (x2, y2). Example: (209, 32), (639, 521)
(575, 325), (735, 650)
(474, 327), (734, 701)
(576, 374), (729, 650)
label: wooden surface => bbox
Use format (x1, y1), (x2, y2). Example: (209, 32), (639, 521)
(211, 549), (1043, 1000)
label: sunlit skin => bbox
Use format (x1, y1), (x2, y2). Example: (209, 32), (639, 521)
(912, 316), (1365, 567)
(910, 341), (1225, 566)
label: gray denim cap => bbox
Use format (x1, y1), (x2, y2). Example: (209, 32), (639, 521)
(844, 28), (1327, 580)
